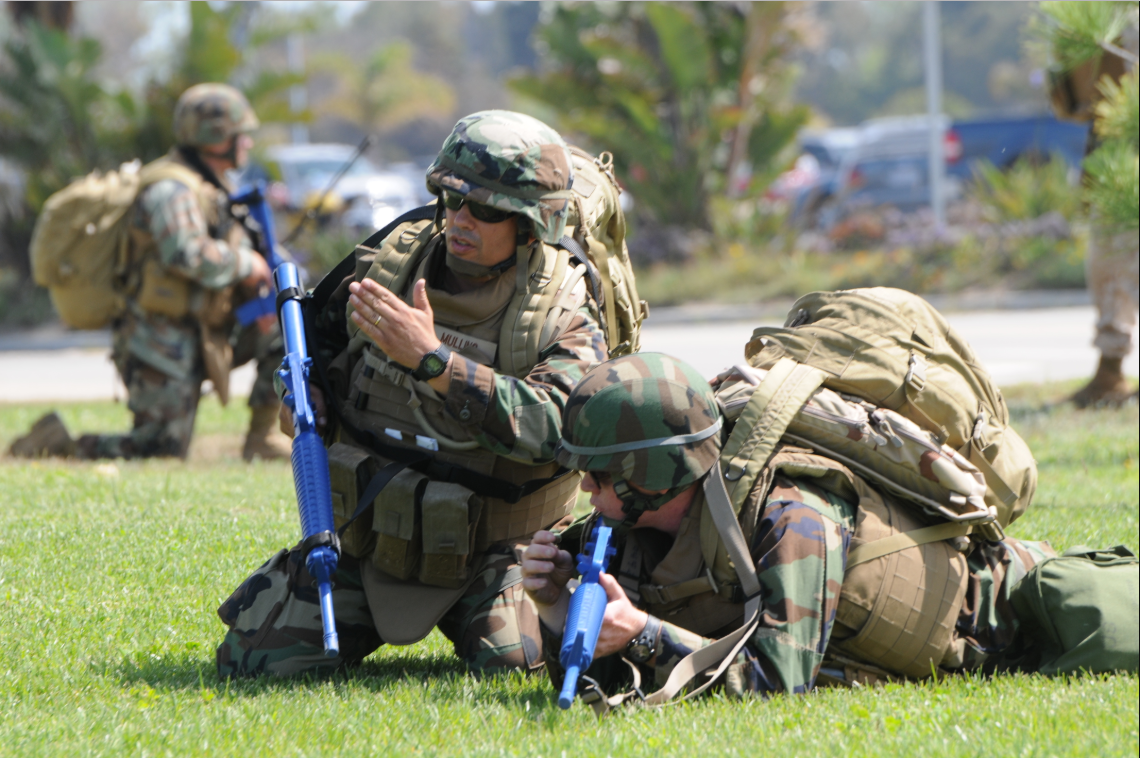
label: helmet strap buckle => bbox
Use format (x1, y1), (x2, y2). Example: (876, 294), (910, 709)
(611, 478), (686, 531)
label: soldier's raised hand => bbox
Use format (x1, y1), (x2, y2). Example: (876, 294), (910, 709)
(348, 278), (451, 394)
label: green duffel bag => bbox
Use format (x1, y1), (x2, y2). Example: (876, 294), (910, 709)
(995, 545), (1139, 675)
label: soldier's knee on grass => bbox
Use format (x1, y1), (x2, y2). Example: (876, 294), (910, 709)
(215, 548), (382, 678)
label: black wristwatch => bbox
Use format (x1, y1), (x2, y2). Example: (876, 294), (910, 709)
(626, 614), (663, 664)
(412, 343), (452, 382)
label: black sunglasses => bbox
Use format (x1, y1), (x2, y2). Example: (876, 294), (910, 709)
(441, 190), (514, 224)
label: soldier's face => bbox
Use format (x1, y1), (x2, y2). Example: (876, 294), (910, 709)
(580, 470), (625, 520)
(199, 134), (253, 171)
(234, 134), (253, 168)
(580, 471), (670, 522)
(445, 204), (519, 269)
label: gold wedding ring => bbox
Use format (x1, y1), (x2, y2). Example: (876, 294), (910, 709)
(373, 314), (382, 327)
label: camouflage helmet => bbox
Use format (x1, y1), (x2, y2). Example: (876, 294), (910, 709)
(555, 353), (724, 493)
(426, 110), (574, 244)
(173, 83), (259, 148)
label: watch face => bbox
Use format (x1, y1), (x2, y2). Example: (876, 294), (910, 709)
(422, 353), (447, 377)
(628, 642), (653, 663)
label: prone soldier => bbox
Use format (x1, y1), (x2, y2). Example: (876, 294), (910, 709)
(522, 353), (1060, 705)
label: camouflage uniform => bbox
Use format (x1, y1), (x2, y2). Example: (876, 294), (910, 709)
(217, 111), (608, 677)
(540, 353), (1056, 701)
(216, 541), (547, 676)
(82, 171), (280, 458)
(544, 480), (1053, 697)
(75, 84), (283, 459)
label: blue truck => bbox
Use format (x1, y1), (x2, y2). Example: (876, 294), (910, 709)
(779, 113), (1090, 227)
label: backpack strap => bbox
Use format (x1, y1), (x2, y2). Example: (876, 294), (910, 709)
(721, 358), (829, 510)
(499, 241), (569, 378)
(137, 159), (205, 193)
(589, 360), (829, 713)
(557, 234), (607, 336)
(637, 463), (763, 706)
(309, 204), (438, 315)
(846, 521), (973, 568)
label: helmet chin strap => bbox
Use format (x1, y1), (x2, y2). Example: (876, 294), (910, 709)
(602, 477), (688, 533)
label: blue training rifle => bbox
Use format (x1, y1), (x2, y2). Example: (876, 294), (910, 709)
(231, 181), (286, 326)
(558, 523), (616, 709)
(275, 261), (340, 657)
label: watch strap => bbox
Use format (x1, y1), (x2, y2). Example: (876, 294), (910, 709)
(413, 343), (452, 381)
(627, 614), (664, 664)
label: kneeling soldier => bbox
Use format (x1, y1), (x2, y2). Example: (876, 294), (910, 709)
(216, 111), (613, 677)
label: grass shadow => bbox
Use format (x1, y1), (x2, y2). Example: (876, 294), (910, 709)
(109, 648), (552, 702)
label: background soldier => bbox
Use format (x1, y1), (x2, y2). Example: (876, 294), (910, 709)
(10, 83), (290, 461)
(215, 111), (610, 677)
(522, 354), (1056, 701)
(1045, 16), (1139, 407)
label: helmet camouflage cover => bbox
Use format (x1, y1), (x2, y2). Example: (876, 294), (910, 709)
(174, 83), (259, 148)
(555, 353), (724, 493)
(426, 110), (575, 244)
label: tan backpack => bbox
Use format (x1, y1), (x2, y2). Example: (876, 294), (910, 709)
(30, 159), (203, 329)
(602, 289), (1038, 709)
(561, 147), (647, 357)
(742, 287), (1037, 529)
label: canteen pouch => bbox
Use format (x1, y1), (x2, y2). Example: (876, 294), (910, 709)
(372, 468), (427, 581)
(326, 442), (377, 558)
(135, 259), (191, 318)
(995, 545), (1139, 675)
(419, 481), (482, 589)
(195, 284), (235, 329)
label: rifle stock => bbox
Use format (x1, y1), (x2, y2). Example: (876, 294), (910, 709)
(275, 261), (340, 657)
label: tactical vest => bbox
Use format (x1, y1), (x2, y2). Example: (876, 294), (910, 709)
(126, 152), (243, 326)
(615, 447), (969, 684)
(328, 217), (587, 601)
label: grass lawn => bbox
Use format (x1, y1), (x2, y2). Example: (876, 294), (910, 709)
(1, 383), (1136, 757)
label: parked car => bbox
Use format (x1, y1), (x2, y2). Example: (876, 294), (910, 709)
(254, 143), (422, 234)
(775, 114), (1090, 228)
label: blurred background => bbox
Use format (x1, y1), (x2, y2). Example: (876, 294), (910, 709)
(0, 0), (1117, 328)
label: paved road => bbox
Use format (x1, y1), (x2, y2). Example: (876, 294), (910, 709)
(0, 306), (1136, 402)
(639, 306), (1139, 386)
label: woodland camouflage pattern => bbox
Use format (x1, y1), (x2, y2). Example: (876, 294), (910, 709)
(216, 544), (544, 676)
(443, 305), (608, 464)
(173, 83), (259, 147)
(543, 353), (1055, 699)
(426, 110), (575, 244)
(79, 159), (278, 458)
(555, 353), (722, 491)
(218, 110), (603, 677)
(543, 474), (1056, 699)
(83, 317), (280, 458)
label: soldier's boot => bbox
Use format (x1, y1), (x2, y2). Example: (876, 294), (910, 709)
(1069, 356), (1134, 408)
(7, 412), (76, 458)
(242, 403), (293, 461)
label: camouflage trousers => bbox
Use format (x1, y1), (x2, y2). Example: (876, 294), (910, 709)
(1087, 221), (1139, 359)
(215, 542), (544, 678)
(80, 317), (282, 459)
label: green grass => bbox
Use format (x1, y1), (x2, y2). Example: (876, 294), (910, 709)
(1, 385), (1136, 757)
